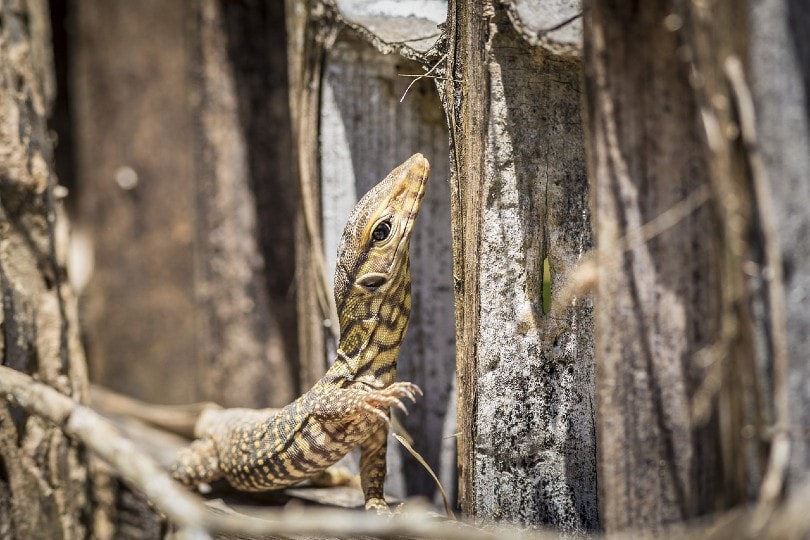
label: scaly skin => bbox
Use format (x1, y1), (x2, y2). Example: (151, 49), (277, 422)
(171, 154), (429, 512)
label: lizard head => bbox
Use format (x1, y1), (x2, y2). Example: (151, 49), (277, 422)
(333, 153), (429, 334)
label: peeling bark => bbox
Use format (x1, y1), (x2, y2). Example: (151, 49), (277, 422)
(0, 0), (91, 537)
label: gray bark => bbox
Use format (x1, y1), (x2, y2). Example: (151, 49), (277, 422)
(583, 1), (733, 531)
(748, 0), (810, 492)
(583, 0), (810, 531)
(0, 0), (91, 536)
(445, 0), (596, 530)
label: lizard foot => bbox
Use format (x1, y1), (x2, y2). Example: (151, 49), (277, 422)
(364, 497), (391, 514)
(358, 382), (422, 424)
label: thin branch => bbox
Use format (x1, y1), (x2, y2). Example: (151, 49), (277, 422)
(400, 53), (448, 103)
(615, 184), (711, 255)
(725, 55), (792, 512)
(90, 384), (220, 438)
(398, 73), (462, 82)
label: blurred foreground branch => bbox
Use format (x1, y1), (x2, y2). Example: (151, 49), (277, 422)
(3, 364), (810, 539)
(0, 366), (505, 539)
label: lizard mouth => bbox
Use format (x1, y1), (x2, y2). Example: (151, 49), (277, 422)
(387, 155), (429, 273)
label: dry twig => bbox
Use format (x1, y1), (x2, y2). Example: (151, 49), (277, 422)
(399, 53), (448, 102)
(0, 366), (509, 539)
(394, 433), (456, 519)
(725, 55), (792, 512)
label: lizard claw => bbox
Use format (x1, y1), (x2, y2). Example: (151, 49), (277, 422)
(360, 401), (391, 425)
(391, 398), (409, 415)
(358, 381), (421, 420)
(365, 394), (409, 415)
(386, 382), (422, 403)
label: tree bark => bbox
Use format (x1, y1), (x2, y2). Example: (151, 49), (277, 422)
(584, 1), (726, 531)
(748, 0), (810, 492)
(446, 0), (597, 530)
(583, 0), (802, 531)
(0, 0), (91, 536)
(285, 0), (336, 393)
(71, 0), (297, 407)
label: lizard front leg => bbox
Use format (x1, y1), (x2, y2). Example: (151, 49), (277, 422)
(308, 382), (421, 511)
(360, 425), (389, 513)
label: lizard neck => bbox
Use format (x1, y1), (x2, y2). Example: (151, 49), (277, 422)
(329, 260), (412, 387)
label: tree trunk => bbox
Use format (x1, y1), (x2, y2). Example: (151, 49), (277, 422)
(284, 0), (335, 393)
(583, 0), (805, 531)
(0, 0), (91, 536)
(445, 0), (597, 530)
(584, 2), (725, 529)
(71, 0), (297, 407)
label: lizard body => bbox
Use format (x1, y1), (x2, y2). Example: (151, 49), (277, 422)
(171, 154), (429, 511)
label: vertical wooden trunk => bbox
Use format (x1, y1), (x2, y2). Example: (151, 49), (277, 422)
(446, 0), (597, 529)
(582, 0), (791, 531)
(71, 0), (296, 407)
(191, 0), (297, 406)
(584, 1), (722, 530)
(0, 0), (91, 536)
(71, 0), (198, 403)
(285, 0), (335, 392)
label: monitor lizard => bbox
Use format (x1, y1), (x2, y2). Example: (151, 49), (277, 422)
(170, 153), (429, 513)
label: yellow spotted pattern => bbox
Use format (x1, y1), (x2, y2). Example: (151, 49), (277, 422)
(171, 154), (429, 508)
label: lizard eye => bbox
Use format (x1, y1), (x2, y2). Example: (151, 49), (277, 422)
(371, 220), (391, 243)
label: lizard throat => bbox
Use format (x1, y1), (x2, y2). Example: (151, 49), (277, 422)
(333, 268), (412, 384)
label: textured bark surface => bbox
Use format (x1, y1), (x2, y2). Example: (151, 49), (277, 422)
(505, 0), (582, 52)
(748, 0), (810, 491)
(319, 35), (456, 501)
(0, 0), (91, 536)
(582, 0), (779, 532)
(72, 0), (296, 407)
(446, 1), (596, 530)
(584, 2), (719, 531)
(192, 0), (295, 406)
